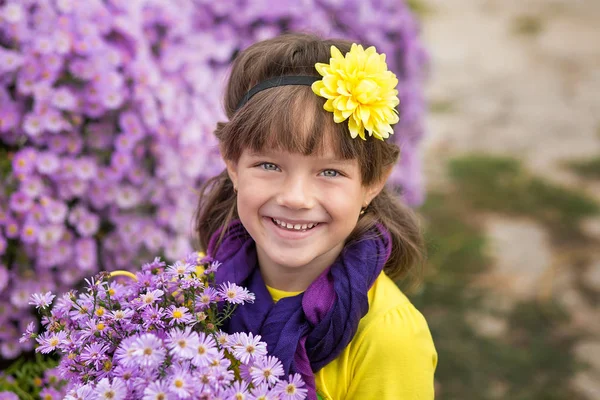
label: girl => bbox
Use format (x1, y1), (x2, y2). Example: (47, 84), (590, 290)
(195, 33), (437, 399)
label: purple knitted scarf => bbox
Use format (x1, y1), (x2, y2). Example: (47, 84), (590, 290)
(207, 220), (391, 399)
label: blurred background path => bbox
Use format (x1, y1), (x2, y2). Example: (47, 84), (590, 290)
(416, 0), (600, 397)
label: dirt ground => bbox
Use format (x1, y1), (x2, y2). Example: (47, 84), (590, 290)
(419, 0), (600, 397)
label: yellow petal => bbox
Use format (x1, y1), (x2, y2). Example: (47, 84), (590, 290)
(346, 96), (357, 111)
(332, 96), (343, 109)
(323, 75), (338, 92)
(358, 106), (370, 123)
(364, 115), (374, 132)
(337, 80), (351, 96)
(311, 81), (324, 95)
(315, 63), (330, 77)
(348, 115), (362, 139)
(333, 110), (346, 123)
(331, 45), (344, 61)
(323, 99), (335, 112)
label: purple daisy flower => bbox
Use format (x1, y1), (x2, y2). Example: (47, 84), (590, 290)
(94, 378), (127, 400)
(251, 356), (285, 387)
(218, 282), (251, 305)
(19, 321), (36, 344)
(223, 381), (250, 399)
(232, 333), (268, 365)
(131, 333), (166, 368)
(137, 289), (164, 309)
(167, 305), (193, 326)
(165, 260), (195, 277)
(80, 342), (110, 371)
(195, 286), (218, 310)
(168, 365), (194, 399)
(249, 383), (277, 400)
(190, 332), (218, 368)
(141, 304), (167, 330)
(38, 387), (62, 400)
(28, 291), (55, 309)
(9, 191), (33, 213)
(276, 374), (308, 400)
(142, 380), (171, 400)
(64, 385), (94, 400)
(35, 331), (68, 354)
(166, 327), (199, 360)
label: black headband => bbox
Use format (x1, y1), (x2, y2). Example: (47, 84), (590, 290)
(235, 75), (321, 110)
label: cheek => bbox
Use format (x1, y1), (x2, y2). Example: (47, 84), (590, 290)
(236, 184), (268, 216)
(323, 189), (362, 218)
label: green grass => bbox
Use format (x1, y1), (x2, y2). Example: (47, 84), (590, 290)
(567, 157), (600, 179)
(448, 155), (599, 242)
(405, 154), (592, 399)
(429, 99), (456, 114)
(512, 15), (545, 36)
(406, 0), (432, 18)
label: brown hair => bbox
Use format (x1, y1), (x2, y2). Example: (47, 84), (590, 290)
(195, 33), (424, 283)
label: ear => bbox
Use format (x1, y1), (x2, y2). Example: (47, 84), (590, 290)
(363, 165), (393, 206)
(224, 159), (239, 189)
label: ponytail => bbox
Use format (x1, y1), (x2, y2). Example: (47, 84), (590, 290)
(194, 170), (237, 253)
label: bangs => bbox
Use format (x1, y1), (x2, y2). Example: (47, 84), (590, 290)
(227, 85), (362, 160)
(218, 84), (395, 185)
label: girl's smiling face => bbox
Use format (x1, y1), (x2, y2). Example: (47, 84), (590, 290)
(225, 145), (385, 290)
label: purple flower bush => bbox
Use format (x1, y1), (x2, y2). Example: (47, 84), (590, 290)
(0, 0), (427, 359)
(24, 253), (307, 399)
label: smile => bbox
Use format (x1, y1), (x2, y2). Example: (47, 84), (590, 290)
(271, 218), (320, 232)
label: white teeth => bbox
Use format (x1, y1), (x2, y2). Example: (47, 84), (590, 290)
(272, 219), (318, 231)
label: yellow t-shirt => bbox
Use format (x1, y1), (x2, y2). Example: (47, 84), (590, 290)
(267, 272), (437, 400)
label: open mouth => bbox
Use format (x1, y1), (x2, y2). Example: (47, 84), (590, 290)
(270, 218), (320, 232)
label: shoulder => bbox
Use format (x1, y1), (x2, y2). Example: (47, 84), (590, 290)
(359, 272), (428, 334)
(344, 272), (438, 398)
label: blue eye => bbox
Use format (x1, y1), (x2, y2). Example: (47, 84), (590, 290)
(321, 169), (340, 177)
(259, 163), (279, 171)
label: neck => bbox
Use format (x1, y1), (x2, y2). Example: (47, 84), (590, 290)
(256, 241), (344, 292)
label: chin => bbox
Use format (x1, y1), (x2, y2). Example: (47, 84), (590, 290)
(267, 249), (314, 269)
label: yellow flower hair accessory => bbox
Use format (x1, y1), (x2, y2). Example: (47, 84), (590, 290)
(311, 44), (400, 141)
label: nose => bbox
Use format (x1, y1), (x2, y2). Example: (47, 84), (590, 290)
(276, 174), (315, 210)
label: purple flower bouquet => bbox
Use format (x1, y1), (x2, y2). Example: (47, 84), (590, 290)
(24, 253), (307, 399)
